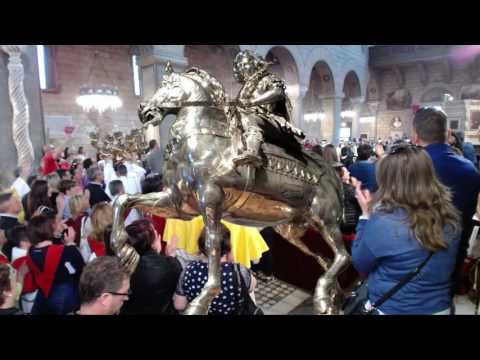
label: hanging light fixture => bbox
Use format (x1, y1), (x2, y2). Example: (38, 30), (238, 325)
(76, 50), (122, 114)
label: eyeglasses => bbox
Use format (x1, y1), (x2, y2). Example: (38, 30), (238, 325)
(107, 289), (132, 297)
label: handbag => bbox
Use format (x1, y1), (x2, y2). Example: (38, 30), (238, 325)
(343, 252), (434, 315)
(233, 264), (264, 315)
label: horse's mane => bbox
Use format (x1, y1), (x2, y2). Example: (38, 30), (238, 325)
(184, 67), (226, 106)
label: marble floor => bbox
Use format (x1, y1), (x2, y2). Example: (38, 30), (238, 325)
(254, 272), (480, 315)
(253, 272), (311, 315)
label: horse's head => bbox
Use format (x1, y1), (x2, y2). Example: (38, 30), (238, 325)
(139, 63), (199, 126)
(138, 63), (226, 127)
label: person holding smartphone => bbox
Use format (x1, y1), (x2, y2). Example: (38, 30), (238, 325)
(26, 215), (84, 315)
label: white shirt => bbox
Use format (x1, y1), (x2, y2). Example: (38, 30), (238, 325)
(110, 196), (140, 226)
(107, 174), (141, 197)
(0, 213), (19, 219)
(125, 161), (146, 180)
(104, 160), (143, 196)
(11, 177), (30, 199)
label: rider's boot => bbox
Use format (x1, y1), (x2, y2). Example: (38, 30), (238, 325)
(233, 130), (263, 168)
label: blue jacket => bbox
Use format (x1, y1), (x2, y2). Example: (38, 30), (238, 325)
(349, 160), (378, 193)
(352, 209), (460, 314)
(462, 142), (478, 168)
(425, 144), (480, 229)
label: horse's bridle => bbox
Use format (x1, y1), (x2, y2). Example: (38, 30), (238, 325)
(157, 100), (240, 108)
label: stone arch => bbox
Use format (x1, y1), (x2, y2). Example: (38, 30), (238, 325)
(417, 82), (457, 103)
(308, 61), (336, 97)
(302, 61), (336, 141)
(303, 48), (343, 97)
(241, 45), (303, 97)
(184, 45), (241, 96)
(342, 70), (362, 99)
(303, 61), (335, 118)
(263, 46), (301, 99)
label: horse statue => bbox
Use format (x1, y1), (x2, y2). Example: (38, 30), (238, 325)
(110, 63), (350, 315)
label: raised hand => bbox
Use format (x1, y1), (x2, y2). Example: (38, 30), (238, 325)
(352, 177), (373, 217)
(64, 226), (76, 246)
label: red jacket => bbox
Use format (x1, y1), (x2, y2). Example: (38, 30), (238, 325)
(87, 236), (106, 257)
(0, 253), (8, 265)
(41, 151), (59, 176)
(146, 214), (166, 237)
(26, 245), (64, 297)
(12, 256), (37, 294)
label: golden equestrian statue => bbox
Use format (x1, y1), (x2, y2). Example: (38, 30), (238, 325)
(110, 52), (349, 315)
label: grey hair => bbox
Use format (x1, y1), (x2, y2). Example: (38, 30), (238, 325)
(87, 166), (102, 182)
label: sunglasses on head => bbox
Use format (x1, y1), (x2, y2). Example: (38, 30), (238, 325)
(388, 143), (423, 155)
(36, 206), (55, 216)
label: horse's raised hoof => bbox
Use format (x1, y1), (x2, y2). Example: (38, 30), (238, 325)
(313, 297), (337, 315)
(313, 278), (343, 315)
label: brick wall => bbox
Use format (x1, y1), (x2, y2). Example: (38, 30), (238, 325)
(41, 45), (142, 156)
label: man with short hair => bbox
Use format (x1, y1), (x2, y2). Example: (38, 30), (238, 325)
(145, 139), (163, 174)
(77, 256), (130, 315)
(341, 143), (354, 168)
(116, 164), (142, 195)
(0, 192), (21, 232)
(349, 144), (377, 193)
(108, 180), (139, 226)
(85, 166), (110, 207)
(413, 107), (480, 293)
(0, 192), (22, 262)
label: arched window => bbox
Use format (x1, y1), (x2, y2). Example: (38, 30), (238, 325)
(36, 45), (57, 91)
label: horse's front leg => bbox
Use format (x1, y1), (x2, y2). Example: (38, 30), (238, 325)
(111, 189), (180, 274)
(184, 183), (224, 315)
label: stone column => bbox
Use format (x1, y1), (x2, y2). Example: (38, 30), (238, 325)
(368, 102), (380, 141)
(322, 95), (344, 145)
(351, 96), (365, 141)
(138, 45), (188, 145)
(288, 85), (308, 133)
(1, 45), (35, 182)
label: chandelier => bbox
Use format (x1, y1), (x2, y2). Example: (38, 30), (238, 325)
(76, 50), (122, 114)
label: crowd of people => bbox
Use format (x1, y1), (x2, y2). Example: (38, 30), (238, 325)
(0, 139), (260, 315)
(1, 107), (480, 315)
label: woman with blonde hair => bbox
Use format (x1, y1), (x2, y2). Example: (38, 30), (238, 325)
(79, 202), (112, 262)
(65, 193), (90, 246)
(352, 144), (461, 315)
